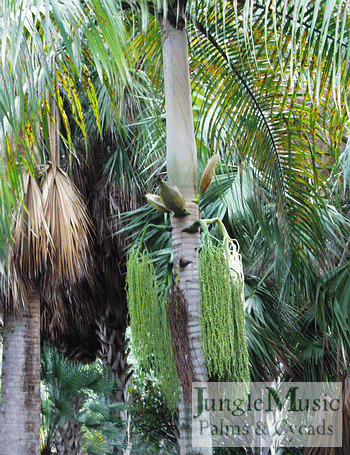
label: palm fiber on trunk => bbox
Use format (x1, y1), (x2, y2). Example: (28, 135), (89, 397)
(166, 280), (195, 402)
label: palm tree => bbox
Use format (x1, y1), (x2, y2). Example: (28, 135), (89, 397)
(0, 2), (129, 452)
(0, 2), (164, 453)
(158, 1), (212, 453)
(1, 0), (350, 454)
(0, 111), (94, 454)
(121, 0), (350, 452)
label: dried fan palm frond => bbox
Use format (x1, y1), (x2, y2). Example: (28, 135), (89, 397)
(12, 169), (52, 279)
(6, 253), (30, 314)
(41, 165), (93, 284)
(91, 175), (142, 292)
(41, 276), (98, 342)
(40, 283), (67, 338)
(5, 169), (51, 314)
(92, 175), (121, 242)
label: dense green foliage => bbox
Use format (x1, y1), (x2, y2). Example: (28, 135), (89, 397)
(41, 344), (125, 454)
(129, 374), (177, 453)
(0, 0), (349, 386)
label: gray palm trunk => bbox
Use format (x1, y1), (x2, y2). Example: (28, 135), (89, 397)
(172, 205), (212, 454)
(0, 286), (41, 455)
(160, 2), (212, 453)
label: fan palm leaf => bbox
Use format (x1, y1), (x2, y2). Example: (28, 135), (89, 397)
(40, 165), (93, 284)
(11, 169), (51, 279)
(41, 344), (125, 454)
(6, 168), (50, 312)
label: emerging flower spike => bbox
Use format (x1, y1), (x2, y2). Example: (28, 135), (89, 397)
(146, 193), (170, 213)
(159, 181), (188, 216)
(194, 153), (219, 203)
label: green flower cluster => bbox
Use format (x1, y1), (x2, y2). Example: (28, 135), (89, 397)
(198, 237), (250, 382)
(126, 247), (178, 411)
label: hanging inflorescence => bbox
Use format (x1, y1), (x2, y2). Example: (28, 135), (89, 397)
(126, 246), (178, 411)
(198, 233), (250, 383)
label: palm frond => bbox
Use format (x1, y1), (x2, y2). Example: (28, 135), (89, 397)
(40, 165), (93, 284)
(244, 281), (300, 382)
(225, 0), (350, 113)
(5, 169), (50, 312)
(41, 276), (99, 343)
(0, 0), (130, 166)
(11, 169), (51, 278)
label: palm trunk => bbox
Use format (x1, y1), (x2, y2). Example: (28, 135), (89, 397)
(96, 306), (132, 455)
(172, 203), (212, 455)
(160, 2), (212, 453)
(55, 421), (85, 455)
(0, 286), (41, 455)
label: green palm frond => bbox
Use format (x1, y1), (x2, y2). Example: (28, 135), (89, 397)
(185, 1), (350, 304)
(309, 263), (350, 355)
(0, 0), (131, 175)
(94, 72), (166, 189)
(0, 166), (13, 260)
(238, 0), (350, 112)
